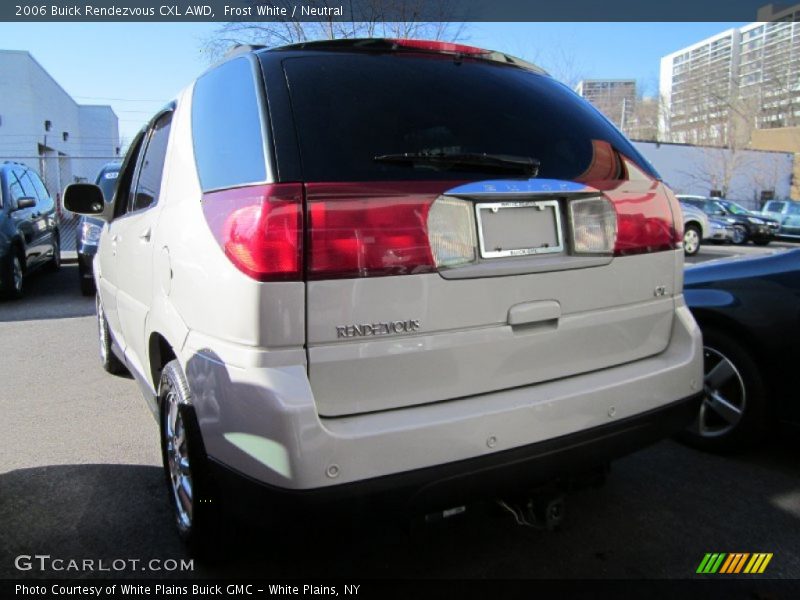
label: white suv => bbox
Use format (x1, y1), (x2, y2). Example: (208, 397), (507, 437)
(64, 39), (703, 544)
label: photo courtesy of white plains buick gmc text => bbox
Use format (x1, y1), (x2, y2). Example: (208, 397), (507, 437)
(63, 39), (704, 547)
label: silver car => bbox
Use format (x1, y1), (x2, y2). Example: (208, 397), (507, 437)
(63, 39), (703, 545)
(679, 201), (710, 255)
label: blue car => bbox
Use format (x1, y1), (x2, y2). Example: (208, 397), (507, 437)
(0, 162), (60, 299)
(682, 250), (800, 451)
(77, 162), (120, 295)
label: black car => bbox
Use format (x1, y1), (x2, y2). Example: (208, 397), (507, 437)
(678, 195), (779, 246)
(0, 161), (60, 299)
(682, 249), (800, 451)
(77, 162), (120, 295)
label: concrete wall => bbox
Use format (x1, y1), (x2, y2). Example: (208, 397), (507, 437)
(633, 140), (794, 209)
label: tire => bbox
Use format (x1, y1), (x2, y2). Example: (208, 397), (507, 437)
(96, 294), (126, 374)
(731, 225), (748, 245)
(752, 238), (771, 246)
(682, 224), (702, 256)
(159, 360), (219, 550)
(47, 235), (61, 272)
(80, 278), (96, 296)
(676, 328), (768, 453)
(1, 251), (24, 300)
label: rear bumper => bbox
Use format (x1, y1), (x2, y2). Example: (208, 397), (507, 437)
(207, 391), (702, 513)
(183, 298), (703, 491)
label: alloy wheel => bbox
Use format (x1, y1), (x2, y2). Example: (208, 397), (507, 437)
(97, 295), (109, 364)
(697, 346), (746, 437)
(164, 391), (193, 532)
(683, 228), (700, 255)
(12, 255), (23, 293)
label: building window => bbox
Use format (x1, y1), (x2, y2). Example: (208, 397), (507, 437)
(44, 120), (52, 132)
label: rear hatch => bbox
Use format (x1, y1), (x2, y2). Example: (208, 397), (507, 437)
(272, 44), (682, 417)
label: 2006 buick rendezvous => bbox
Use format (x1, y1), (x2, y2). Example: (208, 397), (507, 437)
(64, 39), (703, 544)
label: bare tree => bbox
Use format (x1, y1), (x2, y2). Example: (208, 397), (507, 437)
(202, 0), (468, 61)
(538, 46), (587, 89)
(625, 96), (660, 141)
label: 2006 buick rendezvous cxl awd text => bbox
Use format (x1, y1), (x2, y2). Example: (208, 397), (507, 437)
(64, 39), (704, 545)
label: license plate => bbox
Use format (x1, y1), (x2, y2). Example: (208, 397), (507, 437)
(476, 200), (563, 258)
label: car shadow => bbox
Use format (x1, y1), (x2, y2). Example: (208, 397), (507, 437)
(2, 434), (799, 580)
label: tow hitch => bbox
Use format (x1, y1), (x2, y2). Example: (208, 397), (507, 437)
(497, 490), (566, 530)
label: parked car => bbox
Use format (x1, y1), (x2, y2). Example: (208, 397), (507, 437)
(679, 202), (709, 256)
(760, 199), (800, 239)
(77, 162), (120, 296)
(678, 195), (778, 245)
(0, 161), (60, 299)
(64, 39), (703, 545)
(682, 249), (800, 452)
(706, 217), (735, 244)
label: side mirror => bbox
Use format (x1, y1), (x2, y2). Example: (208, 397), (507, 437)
(63, 183), (106, 219)
(14, 197), (36, 211)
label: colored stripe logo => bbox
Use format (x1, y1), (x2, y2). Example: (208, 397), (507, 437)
(697, 553), (773, 574)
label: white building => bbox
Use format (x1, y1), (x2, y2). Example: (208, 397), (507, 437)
(575, 79), (637, 130)
(660, 8), (800, 144)
(0, 50), (119, 196)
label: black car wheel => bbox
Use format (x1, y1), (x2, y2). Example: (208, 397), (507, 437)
(731, 225), (748, 245)
(677, 328), (768, 452)
(47, 235), (61, 272)
(751, 238), (771, 246)
(79, 263), (96, 296)
(159, 360), (219, 550)
(1, 252), (24, 300)
(683, 224), (702, 256)
(96, 294), (126, 374)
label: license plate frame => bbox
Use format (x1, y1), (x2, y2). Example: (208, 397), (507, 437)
(475, 200), (564, 259)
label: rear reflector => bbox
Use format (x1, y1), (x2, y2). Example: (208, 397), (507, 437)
(202, 184), (303, 281)
(308, 196), (436, 279)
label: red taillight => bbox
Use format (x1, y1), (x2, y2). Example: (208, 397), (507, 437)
(611, 191), (682, 256)
(307, 186), (437, 279)
(202, 184), (303, 281)
(389, 39), (489, 55)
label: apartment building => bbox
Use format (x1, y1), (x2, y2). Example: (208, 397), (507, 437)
(660, 6), (800, 145)
(575, 79), (637, 129)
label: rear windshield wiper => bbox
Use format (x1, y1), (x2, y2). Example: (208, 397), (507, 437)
(374, 151), (540, 177)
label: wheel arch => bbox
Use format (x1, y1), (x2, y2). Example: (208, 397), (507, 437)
(690, 309), (776, 399)
(149, 331), (177, 399)
(684, 219), (702, 232)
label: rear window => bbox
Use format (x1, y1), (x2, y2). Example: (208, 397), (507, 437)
(277, 53), (658, 183)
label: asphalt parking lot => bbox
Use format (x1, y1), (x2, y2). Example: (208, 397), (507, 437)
(1, 245), (799, 582)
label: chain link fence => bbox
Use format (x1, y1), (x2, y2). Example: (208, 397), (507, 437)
(2, 155), (119, 252)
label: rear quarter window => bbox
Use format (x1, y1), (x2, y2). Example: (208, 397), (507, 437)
(276, 53), (658, 183)
(192, 57), (267, 192)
